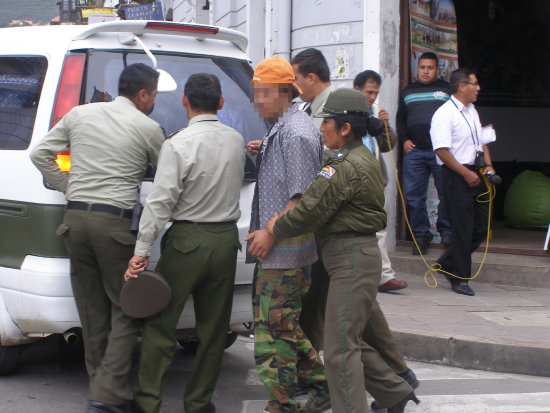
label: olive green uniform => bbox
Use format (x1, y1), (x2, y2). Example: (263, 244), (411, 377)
(274, 140), (411, 412)
(302, 91), (410, 381)
(30, 96), (165, 405)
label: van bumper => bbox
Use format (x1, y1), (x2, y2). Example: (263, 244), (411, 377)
(0, 255), (253, 344)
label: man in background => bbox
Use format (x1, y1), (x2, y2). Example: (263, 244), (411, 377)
(397, 52), (452, 255)
(354, 69), (408, 293)
(430, 68), (493, 297)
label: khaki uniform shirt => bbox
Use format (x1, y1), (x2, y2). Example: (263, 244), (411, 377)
(135, 114), (245, 257)
(30, 96), (165, 209)
(309, 86), (333, 130)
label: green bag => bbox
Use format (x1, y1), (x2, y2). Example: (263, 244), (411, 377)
(504, 170), (550, 230)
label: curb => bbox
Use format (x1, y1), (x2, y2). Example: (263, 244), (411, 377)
(393, 328), (550, 378)
(389, 250), (550, 289)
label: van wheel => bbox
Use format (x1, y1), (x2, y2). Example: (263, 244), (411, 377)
(0, 344), (23, 375)
(177, 332), (239, 353)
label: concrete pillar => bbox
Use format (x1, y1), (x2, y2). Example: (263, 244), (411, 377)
(246, 0), (266, 66)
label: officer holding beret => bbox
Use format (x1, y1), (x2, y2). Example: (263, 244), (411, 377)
(265, 89), (419, 413)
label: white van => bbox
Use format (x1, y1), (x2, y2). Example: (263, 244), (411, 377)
(0, 20), (264, 374)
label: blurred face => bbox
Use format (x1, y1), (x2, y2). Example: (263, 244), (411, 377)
(461, 74), (481, 104)
(320, 118), (350, 149)
(292, 64), (315, 102)
(253, 83), (292, 120)
(355, 80), (380, 107)
(417, 58), (439, 84)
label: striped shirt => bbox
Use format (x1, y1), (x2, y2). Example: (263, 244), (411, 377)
(396, 79), (450, 149)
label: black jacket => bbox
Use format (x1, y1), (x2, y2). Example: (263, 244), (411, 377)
(396, 79), (450, 149)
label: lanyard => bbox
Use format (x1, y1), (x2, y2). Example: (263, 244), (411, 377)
(450, 98), (480, 148)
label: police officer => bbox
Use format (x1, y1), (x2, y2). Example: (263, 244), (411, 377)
(265, 89), (419, 413)
(125, 73), (245, 413)
(30, 63), (165, 413)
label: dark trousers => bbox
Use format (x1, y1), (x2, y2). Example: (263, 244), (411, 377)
(437, 165), (489, 281)
(134, 222), (239, 413)
(300, 260), (408, 375)
(322, 236), (411, 412)
(60, 209), (141, 405)
(403, 147), (451, 240)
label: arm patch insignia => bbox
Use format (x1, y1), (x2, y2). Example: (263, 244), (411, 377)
(318, 165), (336, 179)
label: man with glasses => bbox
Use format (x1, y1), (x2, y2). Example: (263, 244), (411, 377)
(430, 68), (495, 296)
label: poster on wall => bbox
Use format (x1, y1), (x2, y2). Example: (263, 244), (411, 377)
(409, 0), (458, 81)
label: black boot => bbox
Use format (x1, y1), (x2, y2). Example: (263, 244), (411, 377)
(387, 392), (420, 413)
(371, 369), (419, 411)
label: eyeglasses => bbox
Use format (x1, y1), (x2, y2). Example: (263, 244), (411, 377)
(461, 81), (480, 86)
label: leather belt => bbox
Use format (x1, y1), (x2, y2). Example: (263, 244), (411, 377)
(67, 201), (133, 219)
(174, 220), (236, 225)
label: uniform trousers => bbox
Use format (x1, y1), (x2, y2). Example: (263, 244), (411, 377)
(60, 209), (141, 405)
(322, 236), (411, 413)
(254, 264), (328, 413)
(134, 222), (239, 413)
(300, 261), (408, 376)
(437, 165), (489, 281)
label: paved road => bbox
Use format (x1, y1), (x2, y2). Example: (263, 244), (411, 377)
(1, 335), (549, 413)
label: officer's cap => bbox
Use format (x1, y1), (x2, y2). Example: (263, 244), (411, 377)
(314, 88), (369, 118)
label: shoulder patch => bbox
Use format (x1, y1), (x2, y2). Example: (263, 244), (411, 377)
(318, 165), (336, 179)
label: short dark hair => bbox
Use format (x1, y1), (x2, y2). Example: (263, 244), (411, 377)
(118, 63), (159, 98)
(290, 48), (330, 83)
(418, 51), (439, 65)
(333, 114), (368, 141)
(353, 70), (382, 89)
(184, 73), (222, 112)
(450, 68), (475, 94)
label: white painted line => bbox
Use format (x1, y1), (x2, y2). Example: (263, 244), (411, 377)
(246, 368), (263, 386)
(403, 393), (550, 413)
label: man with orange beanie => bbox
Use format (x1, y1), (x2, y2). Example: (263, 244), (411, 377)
(245, 56), (330, 413)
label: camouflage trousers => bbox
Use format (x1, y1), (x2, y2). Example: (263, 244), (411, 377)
(253, 264), (329, 413)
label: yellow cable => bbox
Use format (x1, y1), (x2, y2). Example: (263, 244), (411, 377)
(383, 120), (495, 288)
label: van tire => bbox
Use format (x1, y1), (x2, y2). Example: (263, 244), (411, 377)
(0, 344), (23, 375)
(178, 332), (239, 353)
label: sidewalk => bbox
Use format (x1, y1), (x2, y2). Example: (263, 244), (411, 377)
(378, 272), (550, 378)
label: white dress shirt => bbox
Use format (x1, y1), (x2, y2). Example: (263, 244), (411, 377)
(430, 95), (483, 165)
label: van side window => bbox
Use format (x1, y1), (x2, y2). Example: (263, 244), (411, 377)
(0, 56), (47, 150)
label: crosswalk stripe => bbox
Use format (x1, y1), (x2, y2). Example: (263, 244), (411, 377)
(403, 393), (550, 413)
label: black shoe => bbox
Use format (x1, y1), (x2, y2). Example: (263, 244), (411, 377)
(201, 402), (216, 413)
(87, 400), (138, 413)
(440, 233), (452, 246)
(412, 238), (430, 255)
(387, 391), (420, 413)
(451, 282), (475, 296)
(371, 369), (419, 410)
(399, 369), (419, 389)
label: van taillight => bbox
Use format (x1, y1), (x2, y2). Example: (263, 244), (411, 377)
(55, 151), (71, 172)
(50, 54), (85, 128)
(51, 54), (85, 173)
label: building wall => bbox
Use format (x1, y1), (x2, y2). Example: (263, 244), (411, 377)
(171, 0), (403, 250)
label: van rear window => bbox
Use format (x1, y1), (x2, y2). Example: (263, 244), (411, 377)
(0, 56), (47, 150)
(83, 51), (267, 143)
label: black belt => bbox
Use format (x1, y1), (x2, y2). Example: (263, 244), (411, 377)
(67, 201), (133, 219)
(174, 220), (236, 225)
